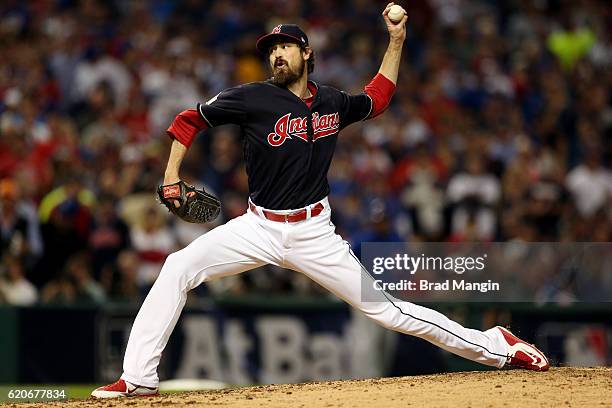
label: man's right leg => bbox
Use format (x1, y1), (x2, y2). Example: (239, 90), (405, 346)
(117, 212), (281, 389)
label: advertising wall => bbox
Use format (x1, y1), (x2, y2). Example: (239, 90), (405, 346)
(1, 299), (611, 384)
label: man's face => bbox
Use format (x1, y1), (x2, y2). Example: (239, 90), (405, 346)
(269, 42), (308, 86)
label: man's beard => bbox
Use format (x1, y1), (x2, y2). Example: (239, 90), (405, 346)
(271, 58), (305, 87)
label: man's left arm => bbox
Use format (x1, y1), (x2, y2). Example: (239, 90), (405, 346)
(364, 2), (408, 118)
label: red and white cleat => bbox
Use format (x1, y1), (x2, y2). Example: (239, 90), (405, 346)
(497, 326), (550, 371)
(91, 379), (159, 399)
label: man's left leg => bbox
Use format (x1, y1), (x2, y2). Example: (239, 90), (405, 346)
(284, 208), (548, 370)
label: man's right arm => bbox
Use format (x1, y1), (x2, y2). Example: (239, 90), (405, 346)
(162, 85), (247, 184)
(163, 107), (208, 185)
(163, 139), (188, 185)
(166, 108), (208, 149)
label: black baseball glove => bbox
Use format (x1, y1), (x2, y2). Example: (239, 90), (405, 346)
(157, 180), (221, 223)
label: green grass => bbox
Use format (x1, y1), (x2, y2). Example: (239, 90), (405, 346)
(63, 384), (98, 399)
(0, 384), (190, 402)
(0, 385), (96, 402)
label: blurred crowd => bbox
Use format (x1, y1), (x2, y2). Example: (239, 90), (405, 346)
(0, 0), (610, 306)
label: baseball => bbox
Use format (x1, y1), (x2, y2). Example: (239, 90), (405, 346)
(388, 4), (405, 23)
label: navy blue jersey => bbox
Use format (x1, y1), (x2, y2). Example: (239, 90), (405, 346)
(198, 80), (373, 210)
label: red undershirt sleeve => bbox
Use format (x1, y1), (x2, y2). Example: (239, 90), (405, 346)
(364, 73), (396, 118)
(166, 109), (208, 148)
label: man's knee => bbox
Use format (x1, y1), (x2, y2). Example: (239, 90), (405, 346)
(158, 252), (203, 286)
(361, 301), (407, 331)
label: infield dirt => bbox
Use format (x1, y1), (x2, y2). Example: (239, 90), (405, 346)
(6, 367), (612, 408)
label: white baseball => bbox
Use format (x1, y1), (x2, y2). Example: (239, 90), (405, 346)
(388, 4), (405, 23)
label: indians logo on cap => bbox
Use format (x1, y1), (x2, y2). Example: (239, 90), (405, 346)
(272, 25), (282, 34)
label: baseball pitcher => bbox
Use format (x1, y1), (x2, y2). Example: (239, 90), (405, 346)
(92, 3), (548, 398)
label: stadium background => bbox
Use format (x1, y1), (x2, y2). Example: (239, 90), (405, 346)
(0, 0), (610, 390)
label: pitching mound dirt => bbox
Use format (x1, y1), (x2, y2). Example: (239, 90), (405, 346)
(7, 367), (612, 408)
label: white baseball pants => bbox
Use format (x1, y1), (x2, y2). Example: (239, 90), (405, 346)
(121, 197), (508, 387)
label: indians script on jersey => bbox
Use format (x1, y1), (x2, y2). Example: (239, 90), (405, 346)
(267, 111), (340, 146)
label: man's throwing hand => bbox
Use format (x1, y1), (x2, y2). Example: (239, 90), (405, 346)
(382, 3), (408, 43)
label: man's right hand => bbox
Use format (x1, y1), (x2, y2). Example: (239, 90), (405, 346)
(162, 174), (198, 207)
(157, 180), (221, 224)
(163, 174), (181, 207)
(163, 174), (180, 186)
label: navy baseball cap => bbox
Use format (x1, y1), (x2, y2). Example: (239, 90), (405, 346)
(256, 24), (309, 54)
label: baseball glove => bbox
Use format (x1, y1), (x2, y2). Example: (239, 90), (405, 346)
(157, 180), (221, 223)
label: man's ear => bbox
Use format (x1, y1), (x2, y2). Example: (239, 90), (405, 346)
(303, 46), (313, 62)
